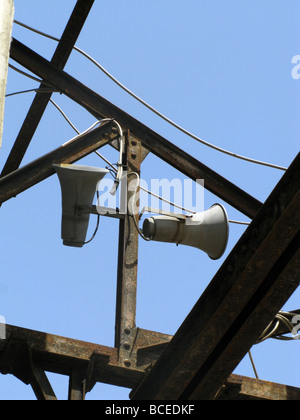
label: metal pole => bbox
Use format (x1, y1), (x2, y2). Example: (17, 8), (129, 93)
(0, 0), (14, 148)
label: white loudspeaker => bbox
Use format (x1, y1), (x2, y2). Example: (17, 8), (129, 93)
(53, 164), (109, 247)
(142, 204), (229, 259)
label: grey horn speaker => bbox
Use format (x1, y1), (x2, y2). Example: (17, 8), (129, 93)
(142, 204), (229, 259)
(53, 164), (109, 247)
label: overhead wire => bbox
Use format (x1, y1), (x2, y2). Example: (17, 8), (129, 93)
(6, 62), (198, 215)
(6, 70), (251, 227)
(6, 87), (59, 98)
(257, 311), (300, 343)
(13, 19), (288, 172)
(8, 63), (54, 86)
(248, 350), (259, 379)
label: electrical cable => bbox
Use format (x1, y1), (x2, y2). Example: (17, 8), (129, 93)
(13, 19), (288, 172)
(128, 172), (152, 241)
(256, 311), (300, 343)
(248, 350), (259, 379)
(108, 119), (124, 196)
(228, 220), (250, 226)
(49, 98), (81, 134)
(10, 80), (249, 226)
(84, 191), (100, 245)
(58, 109), (251, 224)
(87, 148), (250, 222)
(246, 310), (300, 379)
(8, 63), (54, 86)
(6, 88), (59, 98)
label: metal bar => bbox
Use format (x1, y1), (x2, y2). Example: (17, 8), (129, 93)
(0, 120), (117, 204)
(216, 374), (300, 401)
(0, 324), (144, 390)
(115, 135), (147, 367)
(9, 38), (262, 219)
(78, 205), (126, 220)
(3, 323), (299, 400)
(30, 364), (58, 401)
(1, 0), (95, 177)
(68, 367), (86, 400)
(130, 152), (300, 400)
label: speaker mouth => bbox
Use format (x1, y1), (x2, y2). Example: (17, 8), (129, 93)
(208, 204), (229, 260)
(142, 218), (156, 239)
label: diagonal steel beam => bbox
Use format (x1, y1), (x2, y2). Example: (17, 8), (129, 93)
(9, 38), (262, 219)
(0, 120), (117, 204)
(30, 363), (58, 401)
(1, 0), (95, 177)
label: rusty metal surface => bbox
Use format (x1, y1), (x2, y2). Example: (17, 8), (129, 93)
(30, 364), (58, 401)
(115, 135), (149, 367)
(68, 367), (87, 401)
(2, 324), (300, 400)
(0, 324), (172, 392)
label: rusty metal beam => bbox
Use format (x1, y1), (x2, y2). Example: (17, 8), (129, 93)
(115, 134), (149, 367)
(30, 364), (57, 401)
(2, 324), (299, 400)
(1, 0), (95, 177)
(216, 374), (300, 401)
(0, 324), (172, 392)
(0, 324), (140, 390)
(9, 38), (262, 219)
(130, 152), (300, 400)
(0, 336), (57, 400)
(68, 367), (86, 400)
(0, 120), (117, 204)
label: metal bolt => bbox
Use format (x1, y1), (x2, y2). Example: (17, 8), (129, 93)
(124, 360), (131, 368)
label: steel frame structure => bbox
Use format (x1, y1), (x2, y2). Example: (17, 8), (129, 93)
(0, 1), (299, 400)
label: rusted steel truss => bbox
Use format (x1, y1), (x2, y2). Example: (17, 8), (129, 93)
(0, 2), (299, 401)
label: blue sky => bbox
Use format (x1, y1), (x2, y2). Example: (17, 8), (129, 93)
(0, 0), (299, 400)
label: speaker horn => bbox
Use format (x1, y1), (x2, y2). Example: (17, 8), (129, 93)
(53, 164), (109, 248)
(142, 204), (229, 259)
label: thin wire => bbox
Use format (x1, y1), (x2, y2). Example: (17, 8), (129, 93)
(49, 99), (80, 134)
(128, 172), (152, 241)
(9, 63), (54, 87)
(39, 93), (199, 215)
(84, 191), (100, 245)
(13, 19), (288, 172)
(15, 79), (250, 224)
(257, 311), (300, 343)
(246, 310), (300, 380)
(88, 147), (249, 219)
(229, 220), (250, 226)
(94, 150), (118, 172)
(248, 350), (259, 379)
(6, 88), (58, 98)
